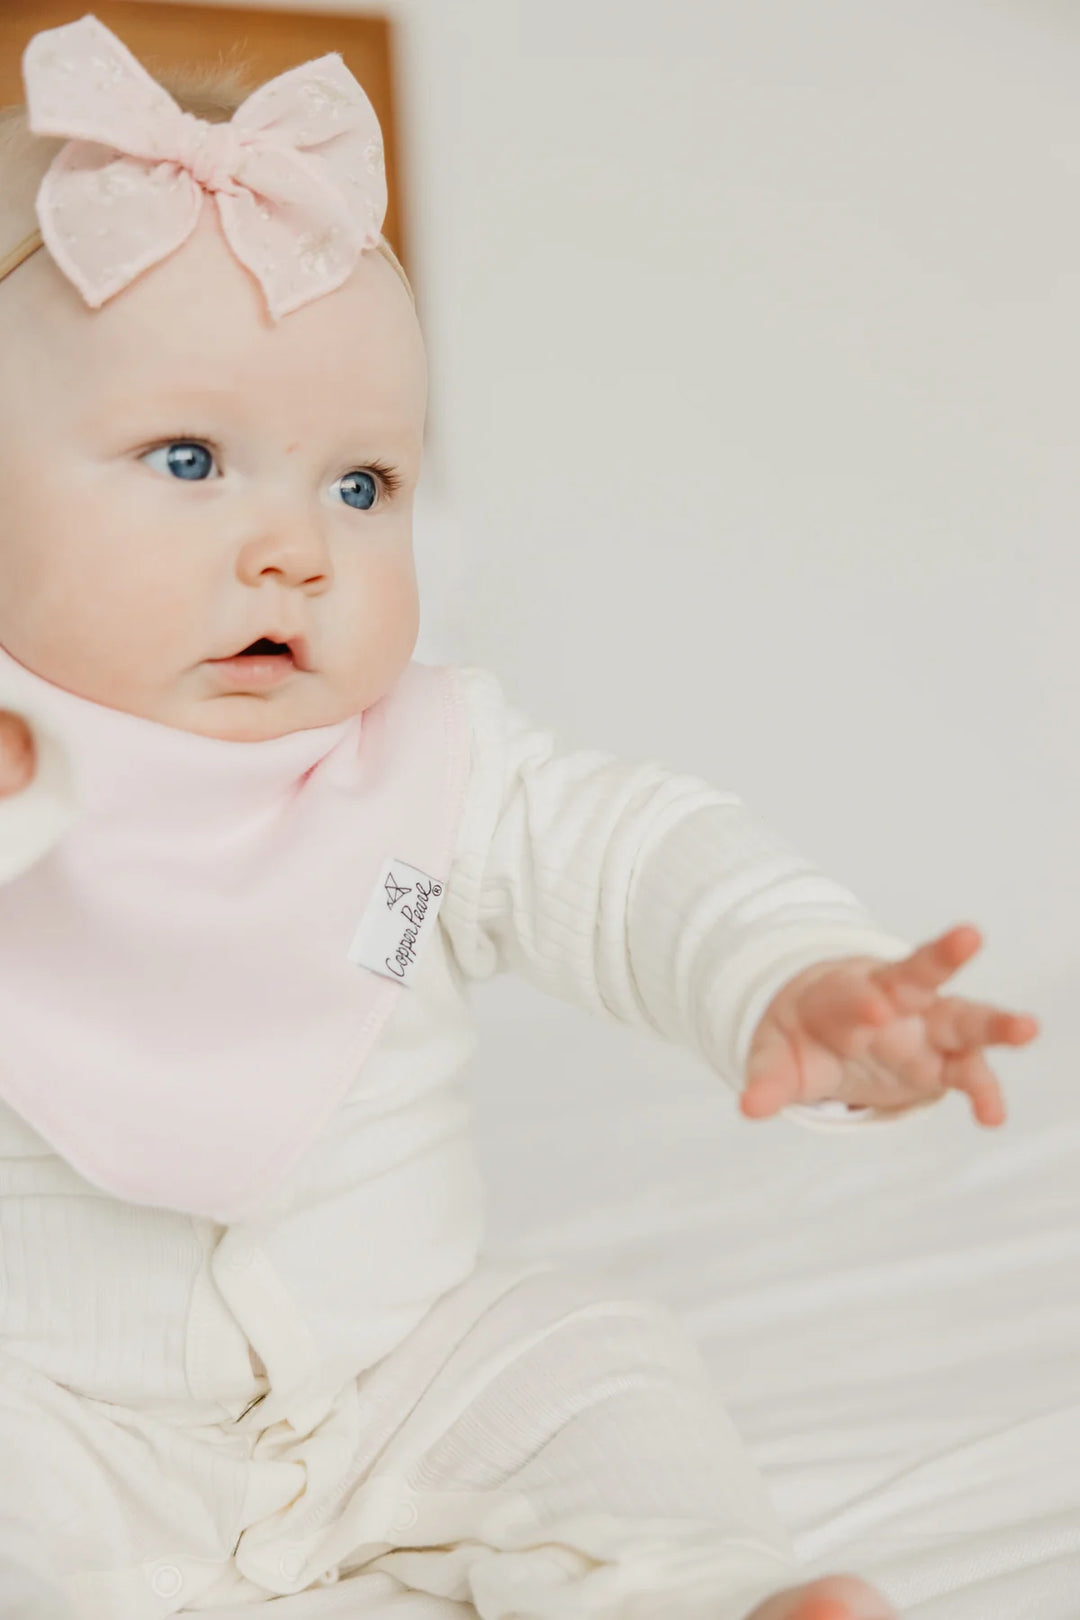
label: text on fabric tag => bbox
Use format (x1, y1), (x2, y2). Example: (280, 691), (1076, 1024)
(347, 856), (445, 987)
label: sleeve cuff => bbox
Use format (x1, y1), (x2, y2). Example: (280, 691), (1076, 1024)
(784, 1093), (946, 1130)
(785, 1099), (894, 1130)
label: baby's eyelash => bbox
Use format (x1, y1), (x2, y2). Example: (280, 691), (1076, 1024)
(161, 435), (404, 497)
(166, 432), (221, 457)
(363, 459), (404, 497)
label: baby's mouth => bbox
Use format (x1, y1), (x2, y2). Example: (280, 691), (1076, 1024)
(206, 634), (311, 685)
(209, 634), (312, 671)
(237, 638), (290, 658)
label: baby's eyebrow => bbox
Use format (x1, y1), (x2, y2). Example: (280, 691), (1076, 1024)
(86, 367), (417, 444)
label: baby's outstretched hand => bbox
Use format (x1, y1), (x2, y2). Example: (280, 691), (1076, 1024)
(741, 926), (1039, 1127)
(0, 712), (36, 798)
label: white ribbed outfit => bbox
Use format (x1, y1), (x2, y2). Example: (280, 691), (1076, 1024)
(0, 662), (914, 1620)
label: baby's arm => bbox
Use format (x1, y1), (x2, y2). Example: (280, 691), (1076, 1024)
(439, 667), (915, 1129)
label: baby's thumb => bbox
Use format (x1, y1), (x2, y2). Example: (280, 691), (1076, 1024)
(0, 712), (36, 797)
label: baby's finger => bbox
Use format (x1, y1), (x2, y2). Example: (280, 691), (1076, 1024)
(741, 1028), (804, 1118)
(924, 997), (1040, 1054)
(869, 926), (982, 1010)
(942, 1047), (1007, 1127)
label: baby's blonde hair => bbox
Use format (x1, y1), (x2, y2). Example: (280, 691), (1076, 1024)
(0, 57), (415, 305)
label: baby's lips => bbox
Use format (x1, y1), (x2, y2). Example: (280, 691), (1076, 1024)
(0, 711), (36, 798)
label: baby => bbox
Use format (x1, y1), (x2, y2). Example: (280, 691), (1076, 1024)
(0, 16), (1039, 1620)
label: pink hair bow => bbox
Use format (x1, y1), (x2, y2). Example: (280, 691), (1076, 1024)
(21, 12), (388, 321)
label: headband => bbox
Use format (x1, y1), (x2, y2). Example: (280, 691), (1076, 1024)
(0, 12), (388, 321)
(0, 228), (44, 284)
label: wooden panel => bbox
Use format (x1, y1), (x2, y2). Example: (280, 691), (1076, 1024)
(0, 1), (409, 279)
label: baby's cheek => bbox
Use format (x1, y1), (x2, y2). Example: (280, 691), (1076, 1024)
(356, 550), (420, 663)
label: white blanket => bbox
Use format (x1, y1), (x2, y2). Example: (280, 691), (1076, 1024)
(472, 995), (1079, 1619)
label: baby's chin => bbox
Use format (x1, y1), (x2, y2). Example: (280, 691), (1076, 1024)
(177, 702), (336, 742)
(161, 674), (367, 740)
(13, 648), (360, 741)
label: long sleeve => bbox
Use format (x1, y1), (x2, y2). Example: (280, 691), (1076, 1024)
(0, 686), (80, 883)
(440, 666), (920, 1130)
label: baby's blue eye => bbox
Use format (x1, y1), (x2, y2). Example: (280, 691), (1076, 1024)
(140, 441), (388, 509)
(337, 470), (377, 511)
(142, 442), (217, 481)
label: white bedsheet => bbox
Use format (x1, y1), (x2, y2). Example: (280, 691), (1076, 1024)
(471, 986), (1080, 1619)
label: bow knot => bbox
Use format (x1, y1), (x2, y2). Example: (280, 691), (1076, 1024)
(21, 13), (389, 322)
(170, 111), (246, 196)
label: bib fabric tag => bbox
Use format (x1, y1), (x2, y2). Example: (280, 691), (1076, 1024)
(347, 855), (446, 987)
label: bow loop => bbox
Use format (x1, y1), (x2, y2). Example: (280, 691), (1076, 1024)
(20, 12), (389, 321)
(22, 10), (179, 161)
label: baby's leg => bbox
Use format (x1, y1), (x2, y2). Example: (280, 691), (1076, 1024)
(0, 1352), (110, 1620)
(0, 1344), (249, 1617)
(338, 1262), (894, 1620)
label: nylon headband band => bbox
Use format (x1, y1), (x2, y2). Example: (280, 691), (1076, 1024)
(0, 228), (44, 283)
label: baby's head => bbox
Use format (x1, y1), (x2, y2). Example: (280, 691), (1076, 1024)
(0, 39), (427, 741)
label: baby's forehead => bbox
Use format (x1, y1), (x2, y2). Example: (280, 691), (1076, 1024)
(9, 221), (426, 443)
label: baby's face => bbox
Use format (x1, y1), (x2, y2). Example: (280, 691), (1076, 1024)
(0, 207), (427, 739)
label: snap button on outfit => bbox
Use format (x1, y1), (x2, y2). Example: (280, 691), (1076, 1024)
(150, 1564), (183, 1598)
(316, 1564), (341, 1585)
(279, 1550), (304, 1580)
(392, 1499), (418, 1530)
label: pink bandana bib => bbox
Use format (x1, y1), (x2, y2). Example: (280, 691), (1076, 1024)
(0, 644), (470, 1222)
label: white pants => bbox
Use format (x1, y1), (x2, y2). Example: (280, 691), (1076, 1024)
(0, 1259), (800, 1620)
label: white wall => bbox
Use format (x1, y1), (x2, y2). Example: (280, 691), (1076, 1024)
(155, 0), (1078, 1214)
